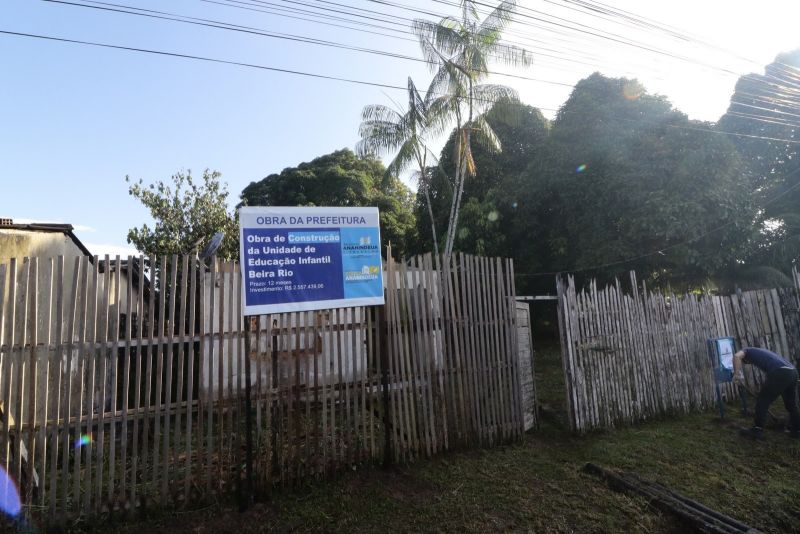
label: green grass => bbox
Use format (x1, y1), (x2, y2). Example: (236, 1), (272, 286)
(76, 344), (800, 533)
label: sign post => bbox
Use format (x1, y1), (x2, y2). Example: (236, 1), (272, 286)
(239, 206), (385, 315)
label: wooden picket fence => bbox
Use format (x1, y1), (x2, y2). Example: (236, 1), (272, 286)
(0, 251), (527, 525)
(556, 273), (800, 433)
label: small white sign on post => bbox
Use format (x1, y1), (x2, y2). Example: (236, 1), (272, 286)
(239, 206), (385, 315)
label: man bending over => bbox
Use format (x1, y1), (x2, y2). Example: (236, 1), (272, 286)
(734, 347), (800, 440)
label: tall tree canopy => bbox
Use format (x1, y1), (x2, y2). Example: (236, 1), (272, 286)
(240, 149), (417, 257)
(413, 0), (531, 256)
(126, 170), (239, 259)
(536, 74), (755, 287)
(415, 98), (550, 259)
(719, 49), (800, 270)
(421, 73), (757, 292)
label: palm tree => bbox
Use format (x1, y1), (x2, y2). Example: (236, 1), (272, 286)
(357, 77), (441, 256)
(413, 0), (532, 257)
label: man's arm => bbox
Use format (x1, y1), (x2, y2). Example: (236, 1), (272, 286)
(733, 350), (746, 383)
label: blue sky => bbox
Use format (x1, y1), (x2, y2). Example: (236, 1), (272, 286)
(2, 0), (799, 256)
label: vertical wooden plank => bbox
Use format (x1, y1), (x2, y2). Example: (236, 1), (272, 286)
(358, 307), (370, 462)
(203, 258), (214, 492)
(131, 255), (147, 508)
(505, 258), (523, 436)
(463, 254), (483, 445)
(497, 258), (518, 437)
(398, 260), (424, 457)
(348, 308), (360, 463)
(421, 254), (444, 451)
(410, 256), (433, 456)
(439, 254), (461, 446)
(74, 257), (95, 512)
(495, 257), (516, 437)
(363, 308), (375, 461)
(480, 257), (503, 439)
(334, 307), (345, 468)
(184, 255), (197, 501)
(160, 256), (178, 499)
(274, 312), (284, 484)
(106, 257), (122, 506)
(91, 256), (110, 512)
(470, 255), (490, 438)
(560, 276), (581, 431)
(215, 259), (225, 491)
(24, 259), (38, 512)
(254, 312), (263, 480)
(384, 255), (403, 461)
(235, 265), (245, 490)
(307, 311), (318, 474)
(225, 266), (236, 484)
(481, 257), (502, 438)
(430, 254), (449, 450)
(60, 258), (81, 516)
(150, 256), (167, 500)
(0, 259), (15, 478)
(450, 254), (471, 446)
(321, 310), (331, 474)
(173, 255), (189, 501)
(415, 256), (438, 454)
(141, 256), (157, 503)
(46, 256), (64, 517)
(10, 258), (28, 506)
(119, 256), (133, 507)
(35, 259), (53, 512)
(398, 261), (421, 457)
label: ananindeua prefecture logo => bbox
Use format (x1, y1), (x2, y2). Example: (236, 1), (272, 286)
(343, 235), (379, 254)
(345, 264), (380, 281)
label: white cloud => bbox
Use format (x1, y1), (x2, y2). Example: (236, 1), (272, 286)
(84, 243), (140, 258)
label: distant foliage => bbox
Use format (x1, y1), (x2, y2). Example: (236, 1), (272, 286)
(420, 73), (763, 293)
(126, 170), (239, 259)
(719, 49), (800, 271)
(240, 148), (417, 258)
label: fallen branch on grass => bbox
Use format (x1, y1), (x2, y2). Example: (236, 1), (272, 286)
(582, 463), (761, 534)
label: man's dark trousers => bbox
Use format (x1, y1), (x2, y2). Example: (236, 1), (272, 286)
(755, 366), (800, 431)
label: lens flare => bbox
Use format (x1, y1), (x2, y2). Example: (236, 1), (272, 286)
(622, 81), (643, 100)
(511, 201), (518, 209)
(487, 211), (499, 222)
(75, 434), (92, 449)
(0, 466), (21, 517)
(576, 164), (587, 173)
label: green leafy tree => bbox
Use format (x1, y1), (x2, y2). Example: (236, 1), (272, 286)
(240, 149), (417, 257)
(126, 170), (239, 259)
(357, 77), (441, 255)
(719, 49), (800, 271)
(532, 73), (755, 288)
(413, 0), (532, 256)
(418, 98), (550, 262)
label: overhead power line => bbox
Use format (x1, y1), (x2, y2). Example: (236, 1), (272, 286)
(4, 27), (800, 147)
(0, 29), (410, 90)
(43, 0), (575, 87)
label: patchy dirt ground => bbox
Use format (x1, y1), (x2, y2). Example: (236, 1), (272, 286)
(67, 344), (799, 533)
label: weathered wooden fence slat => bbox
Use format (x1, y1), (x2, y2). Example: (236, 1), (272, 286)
(558, 273), (800, 433)
(0, 250), (530, 525)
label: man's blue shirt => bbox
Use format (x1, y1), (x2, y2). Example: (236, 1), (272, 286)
(743, 347), (794, 373)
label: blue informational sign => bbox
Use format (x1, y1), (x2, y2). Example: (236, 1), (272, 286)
(707, 336), (736, 383)
(239, 206), (385, 315)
